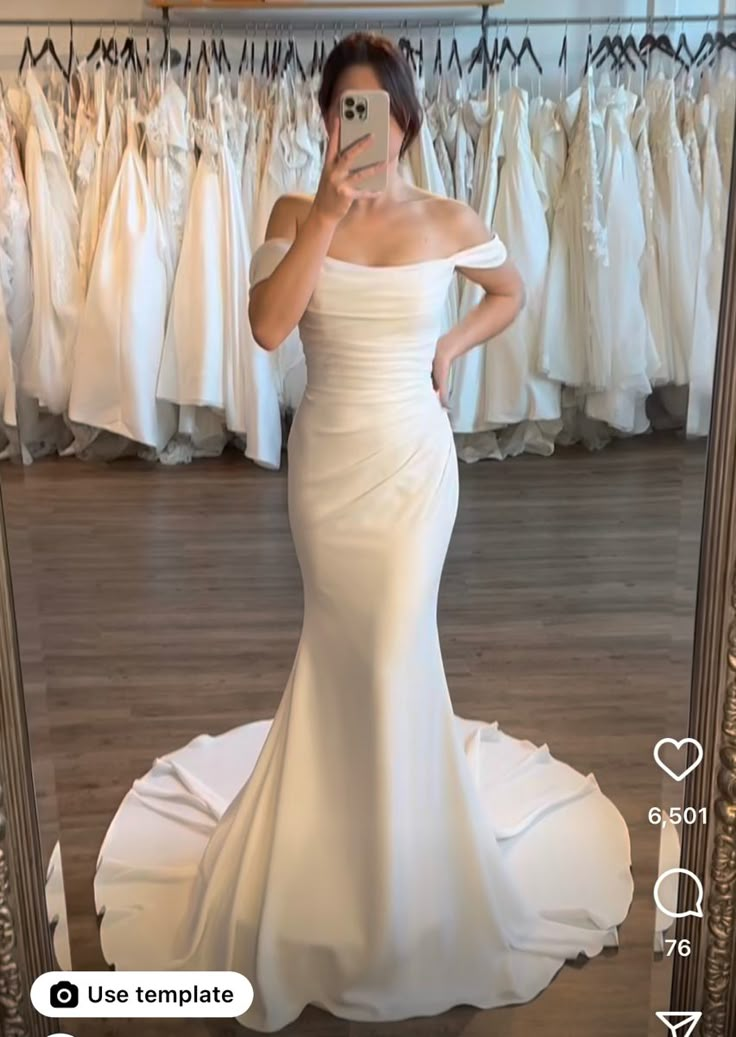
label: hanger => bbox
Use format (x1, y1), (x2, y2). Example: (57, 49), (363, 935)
(674, 24), (695, 68)
(639, 21), (685, 66)
(36, 25), (70, 80)
(433, 30), (443, 77)
(239, 31), (249, 76)
(447, 22), (462, 77)
(86, 25), (104, 64)
(467, 18), (493, 79)
(160, 23), (171, 70)
(218, 35), (231, 75)
(260, 31), (270, 79)
(196, 33), (211, 76)
(621, 27), (647, 71)
(67, 20), (78, 79)
(591, 20), (614, 65)
(496, 21), (518, 68)
(104, 24), (120, 67)
(583, 23), (594, 74)
(514, 21), (543, 74)
(558, 24), (568, 75)
(18, 26), (36, 76)
(281, 34), (305, 79)
(121, 30), (143, 74)
(183, 25), (193, 80)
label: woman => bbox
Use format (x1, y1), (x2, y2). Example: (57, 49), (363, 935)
(96, 33), (633, 1033)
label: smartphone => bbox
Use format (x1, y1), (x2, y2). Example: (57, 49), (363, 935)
(339, 89), (390, 193)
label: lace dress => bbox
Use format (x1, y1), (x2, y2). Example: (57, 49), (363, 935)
(538, 75), (608, 391)
(77, 62), (108, 295)
(529, 95), (566, 230)
(145, 74), (196, 297)
(645, 73), (701, 387)
(631, 97), (667, 388)
(687, 91), (725, 437)
(584, 82), (651, 434)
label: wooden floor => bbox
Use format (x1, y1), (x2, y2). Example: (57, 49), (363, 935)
(0, 432), (706, 1037)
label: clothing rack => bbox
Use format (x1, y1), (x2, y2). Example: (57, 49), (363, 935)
(2, 10), (734, 30)
(150, 1), (736, 26)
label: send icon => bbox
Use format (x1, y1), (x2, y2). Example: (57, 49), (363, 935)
(655, 1011), (702, 1037)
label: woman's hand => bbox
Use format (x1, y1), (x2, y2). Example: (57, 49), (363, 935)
(432, 337), (455, 410)
(312, 116), (387, 225)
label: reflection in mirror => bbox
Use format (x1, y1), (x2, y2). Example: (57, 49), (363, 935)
(0, 11), (734, 1037)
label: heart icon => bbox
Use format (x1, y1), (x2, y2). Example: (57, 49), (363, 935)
(653, 738), (704, 783)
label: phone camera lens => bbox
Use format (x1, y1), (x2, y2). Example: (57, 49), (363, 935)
(345, 109), (354, 120)
(356, 103), (366, 113)
(345, 97), (355, 107)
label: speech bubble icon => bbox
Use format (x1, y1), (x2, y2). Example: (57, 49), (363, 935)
(654, 868), (704, 921)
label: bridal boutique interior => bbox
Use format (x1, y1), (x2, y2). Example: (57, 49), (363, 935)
(0, 0), (734, 1035)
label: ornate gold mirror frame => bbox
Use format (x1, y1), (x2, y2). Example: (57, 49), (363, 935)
(0, 115), (735, 1037)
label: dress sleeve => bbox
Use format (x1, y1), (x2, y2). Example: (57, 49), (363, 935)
(250, 237), (292, 286)
(452, 235), (508, 271)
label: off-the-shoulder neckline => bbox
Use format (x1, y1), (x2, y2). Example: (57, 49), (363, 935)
(259, 236), (501, 271)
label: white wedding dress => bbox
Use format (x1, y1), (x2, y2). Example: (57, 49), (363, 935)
(95, 234), (634, 1032)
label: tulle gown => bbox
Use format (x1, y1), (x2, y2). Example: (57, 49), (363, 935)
(94, 234), (634, 1032)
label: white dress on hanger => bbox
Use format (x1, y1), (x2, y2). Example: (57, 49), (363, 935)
(99, 69), (126, 221)
(68, 99), (176, 450)
(714, 52), (736, 188)
(449, 89), (502, 433)
(21, 68), (82, 416)
(645, 73), (700, 386)
(425, 77), (455, 198)
(269, 77), (323, 417)
(158, 89), (282, 469)
(678, 85), (702, 203)
(0, 90), (61, 463)
(76, 62), (107, 294)
(156, 95), (229, 443)
(687, 91), (725, 438)
(529, 94), (565, 230)
(585, 82), (651, 434)
(0, 95), (32, 436)
(456, 85), (560, 458)
(95, 235), (633, 1033)
(631, 96), (667, 388)
(537, 75), (607, 391)
(145, 74), (196, 296)
(406, 73), (458, 341)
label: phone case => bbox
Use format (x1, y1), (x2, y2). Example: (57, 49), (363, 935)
(339, 90), (390, 193)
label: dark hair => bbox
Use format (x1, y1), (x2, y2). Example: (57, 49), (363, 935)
(318, 32), (423, 159)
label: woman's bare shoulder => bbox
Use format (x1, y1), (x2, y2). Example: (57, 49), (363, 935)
(265, 194), (315, 241)
(421, 195), (495, 252)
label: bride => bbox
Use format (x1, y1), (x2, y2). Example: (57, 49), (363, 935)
(94, 32), (634, 1032)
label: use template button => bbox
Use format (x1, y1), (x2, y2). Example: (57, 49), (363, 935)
(31, 972), (254, 1018)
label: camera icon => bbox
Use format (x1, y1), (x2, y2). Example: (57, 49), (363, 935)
(49, 981), (79, 1009)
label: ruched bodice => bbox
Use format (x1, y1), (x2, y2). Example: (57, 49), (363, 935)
(250, 236), (507, 407)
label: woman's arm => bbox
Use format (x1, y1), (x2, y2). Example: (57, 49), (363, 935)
(432, 207), (526, 406)
(249, 124), (387, 352)
(248, 198), (337, 352)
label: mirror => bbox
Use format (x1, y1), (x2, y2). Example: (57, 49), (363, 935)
(1, 12), (736, 1037)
